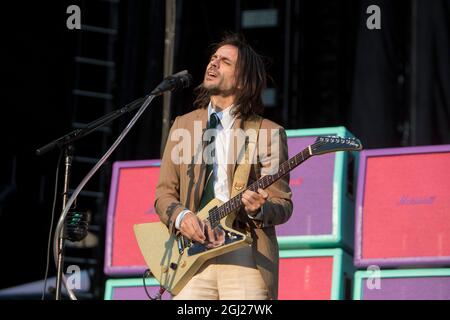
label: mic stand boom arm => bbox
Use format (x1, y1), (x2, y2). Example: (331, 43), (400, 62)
(36, 70), (191, 156)
(36, 97), (145, 156)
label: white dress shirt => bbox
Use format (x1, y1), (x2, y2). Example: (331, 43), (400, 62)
(175, 102), (263, 229)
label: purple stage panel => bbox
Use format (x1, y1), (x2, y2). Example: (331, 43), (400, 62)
(354, 269), (450, 300)
(104, 278), (172, 300)
(110, 286), (171, 300)
(277, 127), (358, 250)
(362, 277), (450, 300)
(277, 136), (334, 236)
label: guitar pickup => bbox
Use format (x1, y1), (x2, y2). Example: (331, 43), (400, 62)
(177, 236), (185, 254)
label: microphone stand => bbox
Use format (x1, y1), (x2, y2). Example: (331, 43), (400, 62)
(54, 145), (73, 300)
(36, 70), (192, 300)
(36, 95), (148, 300)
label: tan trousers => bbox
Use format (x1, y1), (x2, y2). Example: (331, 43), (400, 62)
(173, 245), (268, 300)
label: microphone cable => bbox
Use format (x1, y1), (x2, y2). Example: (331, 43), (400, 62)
(142, 269), (165, 300)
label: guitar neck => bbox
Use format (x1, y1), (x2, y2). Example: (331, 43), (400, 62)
(208, 147), (312, 227)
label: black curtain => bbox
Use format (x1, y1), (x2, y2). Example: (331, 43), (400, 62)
(350, 0), (450, 148)
(350, 0), (409, 148)
(0, 1), (76, 289)
(414, 0), (450, 145)
(114, 0), (237, 161)
(114, 0), (165, 161)
(171, 1), (236, 124)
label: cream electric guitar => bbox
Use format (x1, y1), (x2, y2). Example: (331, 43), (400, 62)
(134, 136), (362, 295)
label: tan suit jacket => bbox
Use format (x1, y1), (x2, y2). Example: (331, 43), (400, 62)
(154, 107), (292, 299)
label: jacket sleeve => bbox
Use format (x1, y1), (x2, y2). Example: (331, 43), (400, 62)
(154, 116), (186, 234)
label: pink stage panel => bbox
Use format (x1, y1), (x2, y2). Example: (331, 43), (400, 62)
(278, 256), (334, 300)
(105, 160), (161, 275)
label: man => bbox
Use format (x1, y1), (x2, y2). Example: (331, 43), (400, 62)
(154, 33), (292, 300)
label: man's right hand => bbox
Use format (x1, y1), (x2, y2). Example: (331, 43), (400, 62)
(179, 212), (206, 244)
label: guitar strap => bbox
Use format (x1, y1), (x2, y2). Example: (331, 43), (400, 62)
(230, 115), (263, 199)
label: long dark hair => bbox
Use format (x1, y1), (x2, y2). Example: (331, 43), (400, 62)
(194, 33), (267, 120)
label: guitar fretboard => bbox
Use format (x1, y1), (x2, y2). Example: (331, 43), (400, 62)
(207, 147), (311, 228)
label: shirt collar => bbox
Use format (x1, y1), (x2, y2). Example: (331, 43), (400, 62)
(207, 101), (236, 130)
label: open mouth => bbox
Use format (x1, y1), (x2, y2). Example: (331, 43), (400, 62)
(206, 69), (218, 78)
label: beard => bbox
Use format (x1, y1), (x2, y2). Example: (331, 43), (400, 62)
(203, 83), (221, 95)
(203, 80), (236, 97)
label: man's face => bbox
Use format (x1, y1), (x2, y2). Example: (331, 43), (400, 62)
(203, 44), (238, 96)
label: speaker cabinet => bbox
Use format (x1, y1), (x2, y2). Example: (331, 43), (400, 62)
(354, 145), (450, 268)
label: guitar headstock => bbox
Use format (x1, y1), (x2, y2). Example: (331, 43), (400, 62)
(311, 136), (363, 155)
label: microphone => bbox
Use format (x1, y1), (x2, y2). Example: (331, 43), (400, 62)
(150, 70), (193, 96)
(64, 210), (89, 242)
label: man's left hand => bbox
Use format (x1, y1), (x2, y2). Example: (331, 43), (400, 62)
(241, 188), (268, 217)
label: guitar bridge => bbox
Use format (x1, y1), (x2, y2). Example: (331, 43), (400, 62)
(187, 227), (244, 256)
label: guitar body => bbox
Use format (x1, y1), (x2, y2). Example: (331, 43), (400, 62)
(133, 198), (252, 295)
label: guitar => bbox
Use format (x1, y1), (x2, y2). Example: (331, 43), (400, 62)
(134, 136), (363, 295)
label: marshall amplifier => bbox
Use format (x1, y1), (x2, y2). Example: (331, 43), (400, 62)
(354, 145), (450, 268)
